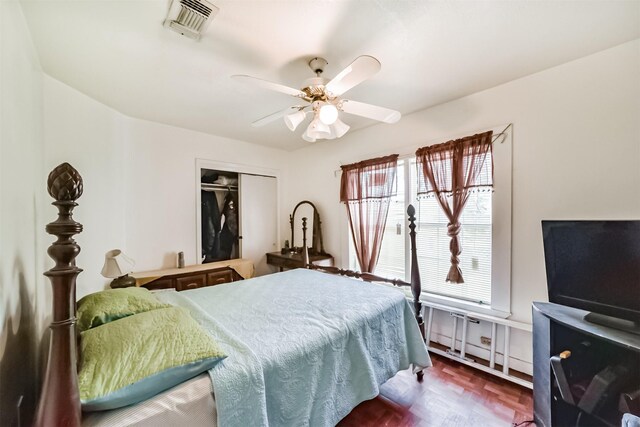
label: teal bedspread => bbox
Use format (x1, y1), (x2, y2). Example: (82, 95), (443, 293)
(156, 268), (431, 427)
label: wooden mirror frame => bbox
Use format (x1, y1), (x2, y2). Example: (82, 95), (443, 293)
(289, 201), (327, 256)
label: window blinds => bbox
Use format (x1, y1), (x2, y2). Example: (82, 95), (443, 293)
(371, 159), (493, 304)
(374, 162), (407, 280)
(412, 193), (492, 304)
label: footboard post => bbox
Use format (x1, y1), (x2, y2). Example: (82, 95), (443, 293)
(407, 205), (425, 381)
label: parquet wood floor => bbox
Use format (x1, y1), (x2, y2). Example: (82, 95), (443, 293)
(338, 353), (534, 427)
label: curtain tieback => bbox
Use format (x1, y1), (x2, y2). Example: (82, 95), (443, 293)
(447, 222), (461, 238)
(446, 222), (464, 284)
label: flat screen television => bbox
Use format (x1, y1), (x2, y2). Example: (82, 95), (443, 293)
(542, 220), (640, 333)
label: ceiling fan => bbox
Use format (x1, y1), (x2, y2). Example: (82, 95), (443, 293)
(231, 56), (401, 142)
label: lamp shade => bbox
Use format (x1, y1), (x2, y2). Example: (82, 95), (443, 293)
(330, 118), (350, 139)
(284, 110), (306, 131)
(302, 130), (316, 142)
(101, 249), (135, 278)
(306, 117), (332, 140)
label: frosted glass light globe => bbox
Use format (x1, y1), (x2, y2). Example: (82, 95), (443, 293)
(306, 117), (331, 139)
(330, 118), (350, 139)
(318, 104), (339, 125)
(302, 130), (316, 142)
(284, 110), (306, 131)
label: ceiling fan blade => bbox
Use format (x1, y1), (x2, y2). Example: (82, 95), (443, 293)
(251, 106), (304, 128)
(325, 56), (381, 97)
(232, 75), (306, 98)
(340, 99), (401, 124)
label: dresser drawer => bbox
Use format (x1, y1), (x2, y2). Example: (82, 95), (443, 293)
(175, 274), (207, 291)
(206, 269), (236, 286)
(133, 261), (251, 292)
(143, 278), (175, 291)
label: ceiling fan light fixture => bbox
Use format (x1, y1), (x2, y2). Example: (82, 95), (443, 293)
(330, 118), (350, 139)
(302, 129), (316, 143)
(306, 117), (331, 140)
(318, 104), (338, 125)
(284, 110), (306, 131)
(236, 55), (398, 143)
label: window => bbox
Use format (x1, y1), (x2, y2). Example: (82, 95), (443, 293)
(373, 161), (408, 280)
(347, 130), (511, 315)
(410, 159), (492, 304)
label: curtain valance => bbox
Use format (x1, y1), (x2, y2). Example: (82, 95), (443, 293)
(340, 154), (399, 202)
(416, 131), (493, 197)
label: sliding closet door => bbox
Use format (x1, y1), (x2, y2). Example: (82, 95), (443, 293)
(239, 174), (277, 276)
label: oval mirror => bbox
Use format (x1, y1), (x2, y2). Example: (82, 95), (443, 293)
(290, 201), (326, 255)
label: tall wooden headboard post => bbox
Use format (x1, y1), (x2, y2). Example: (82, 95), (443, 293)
(407, 204), (425, 381)
(35, 163), (83, 427)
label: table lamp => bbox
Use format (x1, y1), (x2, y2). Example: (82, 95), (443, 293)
(101, 249), (136, 288)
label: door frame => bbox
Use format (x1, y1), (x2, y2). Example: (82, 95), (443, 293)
(195, 158), (281, 266)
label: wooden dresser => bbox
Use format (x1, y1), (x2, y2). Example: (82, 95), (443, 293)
(266, 252), (334, 272)
(131, 258), (254, 292)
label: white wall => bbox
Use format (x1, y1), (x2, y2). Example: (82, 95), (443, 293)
(0, 1), (45, 424)
(285, 39), (640, 373)
(43, 76), (127, 297)
(40, 74), (294, 296)
(124, 118), (290, 272)
(41, 78), (292, 295)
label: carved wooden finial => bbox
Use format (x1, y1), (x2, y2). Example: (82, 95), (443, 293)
(44, 163), (84, 269)
(407, 204), (417, 244)
(47, 162), (83, 202)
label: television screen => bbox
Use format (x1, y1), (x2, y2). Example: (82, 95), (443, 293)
(542, 221), (640, 322)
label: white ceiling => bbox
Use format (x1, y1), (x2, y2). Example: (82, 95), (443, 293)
(22, 0), (640, 151)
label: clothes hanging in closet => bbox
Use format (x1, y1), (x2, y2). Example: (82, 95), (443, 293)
(201, 190), (222, 262)
(219, 190), (239, 259)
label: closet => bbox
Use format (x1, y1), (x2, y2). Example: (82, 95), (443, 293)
(201, 169), (240, 262)
(198, 165), (278, 276)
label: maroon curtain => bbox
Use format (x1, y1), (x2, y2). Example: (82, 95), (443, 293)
(340, 154), (399, 273)
(415, 131), (493, 283)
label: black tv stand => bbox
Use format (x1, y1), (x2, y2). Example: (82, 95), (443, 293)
(584, 312), (640, 336)
(533, 302), (640, 427)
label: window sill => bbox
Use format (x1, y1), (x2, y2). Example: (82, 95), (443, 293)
(400, 287), (511, 319)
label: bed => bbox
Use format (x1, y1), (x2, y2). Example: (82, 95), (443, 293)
(34, 163), (430, 427)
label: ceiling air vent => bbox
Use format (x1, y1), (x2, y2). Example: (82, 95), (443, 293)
(163, 0), (219, 40)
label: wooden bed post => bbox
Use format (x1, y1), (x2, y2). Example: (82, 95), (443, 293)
(35, 163), (83, 427)
(301, 217), (310, 268)
(407, 204), (425, 381)
(308, 205), (426, 382)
